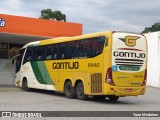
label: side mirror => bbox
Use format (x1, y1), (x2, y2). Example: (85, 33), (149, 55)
(11, 54), (20, 65)
(12, 59), (15, 65)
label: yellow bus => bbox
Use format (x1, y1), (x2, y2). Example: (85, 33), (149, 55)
(14, 31), (147, 101)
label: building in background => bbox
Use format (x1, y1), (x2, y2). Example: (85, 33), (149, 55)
(0, 14), (82, 86)
(144, 31), (160, 88)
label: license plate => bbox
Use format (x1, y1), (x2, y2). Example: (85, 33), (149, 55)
(126, 89), (132, 92)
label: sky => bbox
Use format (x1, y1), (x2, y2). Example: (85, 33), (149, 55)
(0, 0), (160, 34)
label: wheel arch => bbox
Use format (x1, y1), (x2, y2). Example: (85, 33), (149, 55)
(74, 79), (83, 88)
(22, 76), (29, 87)
(63, 78), (86, 91)
(74, 79), (88, 94)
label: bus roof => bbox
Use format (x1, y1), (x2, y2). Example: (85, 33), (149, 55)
(21, 31), (142, 48)
(21, 31), (111, 48)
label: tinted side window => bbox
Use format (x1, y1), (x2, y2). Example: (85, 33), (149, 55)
(36, 36), (105, 60)
(52, 45), (58, 59)
(57, 44), (66, 59)
(87, 38), (94, 57)
(72, 41), (78, 58)
(78, 40), (86, 58)
(33, 47), (45, 61)
(96, 36), (105, 55)
(45, 45), (54, 60)
(86, 36), (105, 58)
(65, 43), (74, 59)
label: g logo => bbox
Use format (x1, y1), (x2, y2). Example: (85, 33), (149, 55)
(119, 36), (140, 47)
(125, 36), (140, 47)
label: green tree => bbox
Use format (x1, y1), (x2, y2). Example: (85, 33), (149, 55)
(40, 9), (66, 22)
(142, 22), (160, 33)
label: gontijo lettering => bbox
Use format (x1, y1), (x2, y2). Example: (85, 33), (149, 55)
(113, 51), (146, 58)
(52, 62), (79, 69)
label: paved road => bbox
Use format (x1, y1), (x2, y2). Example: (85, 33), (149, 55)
(0, 87), (160, 120)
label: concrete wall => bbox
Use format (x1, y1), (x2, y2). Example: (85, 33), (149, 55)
(0, 59), (15, 86)
(145, 31), (160, 88)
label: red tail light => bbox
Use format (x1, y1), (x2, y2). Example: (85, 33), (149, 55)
(106, 67), (115, 86)
(141, 69), (147, 86)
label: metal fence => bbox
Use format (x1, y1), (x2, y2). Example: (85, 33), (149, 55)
(0, 72), (15, 86)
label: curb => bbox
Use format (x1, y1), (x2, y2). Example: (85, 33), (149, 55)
(0, 87), (21, 91)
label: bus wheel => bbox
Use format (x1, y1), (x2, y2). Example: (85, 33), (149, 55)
(108, 96), (119, 101)
(64, 81), (76, 99)
(22, 78), (30, 91)
(76, 82), (88, 100)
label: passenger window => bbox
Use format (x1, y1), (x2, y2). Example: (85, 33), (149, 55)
(96, 36), (105, 55)
(65, 42), (74, 59)
(78, 40), (86, 58)
(33, 47), (44, 61)
(52, 45), (58, 59)
(46, 45), (53, 60)
(87, 38), (93, 57)
(83, 40), (89, 57)
(92, 38), (97, 57)
(57, 44), (66, 59)
(42, 36), (105, 60)
(84, 36), (105, 58)
(72, 41), (78, 58)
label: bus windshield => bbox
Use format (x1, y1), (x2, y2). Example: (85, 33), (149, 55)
(16, 49), (25, 73)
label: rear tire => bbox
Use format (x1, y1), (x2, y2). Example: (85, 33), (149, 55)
(64, 81), (76, 99)
(108, 96), (119, 101)
(22, 78), (30, 91)
(76, 82), (88, 100)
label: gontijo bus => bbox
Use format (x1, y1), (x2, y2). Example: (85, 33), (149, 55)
(14, 31), (147, 101)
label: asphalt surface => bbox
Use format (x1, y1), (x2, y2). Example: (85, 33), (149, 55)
(0, 86), (160, 120)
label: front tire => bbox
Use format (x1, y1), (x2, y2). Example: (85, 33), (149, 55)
(22, 78), (30, 91)
(64, 81), (76, 99)
(76, 82), (88, 100)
